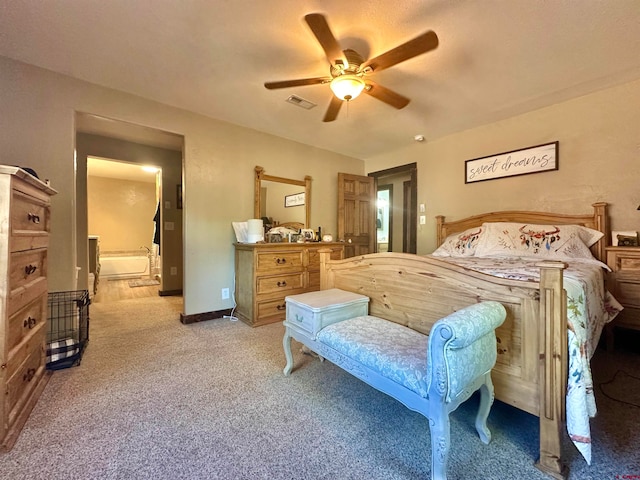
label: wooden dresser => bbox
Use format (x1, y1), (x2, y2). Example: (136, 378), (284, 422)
(0, 166), (56, 450)
(606, 246), (640, 335)
(234, 242), (345, 327)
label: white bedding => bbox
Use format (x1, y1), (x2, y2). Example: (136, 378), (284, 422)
(427, 254), (623, 465)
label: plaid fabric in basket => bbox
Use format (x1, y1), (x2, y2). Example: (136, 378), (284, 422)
(46, 338), (79, 364)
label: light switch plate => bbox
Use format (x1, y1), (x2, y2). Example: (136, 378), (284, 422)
(419, 203), (425, 213)
(419, 215), (426, 225)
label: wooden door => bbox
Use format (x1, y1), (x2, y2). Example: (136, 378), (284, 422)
(338, 173), (376, 258)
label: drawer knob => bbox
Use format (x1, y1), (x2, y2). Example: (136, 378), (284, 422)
(25, 264), (38, 275)
(23, 368), (36, 382)
(276, 304), (286, 311)
(27, 212), (41, 224)
(24, 316), (37, 329)
(276, 258), (287, 265)
(277, 281), (287, 287)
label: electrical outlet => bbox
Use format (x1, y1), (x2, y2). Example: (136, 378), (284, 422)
(419, 215), (426, 225)
(170, 266), (177, 275)
(221, 288), (230, 300)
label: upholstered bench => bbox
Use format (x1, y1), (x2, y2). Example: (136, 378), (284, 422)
(283, 289), (506, 480)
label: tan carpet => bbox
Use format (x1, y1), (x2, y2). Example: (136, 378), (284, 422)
(0, 295), (638, 479)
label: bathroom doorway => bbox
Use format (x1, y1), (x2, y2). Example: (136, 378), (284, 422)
(87, 157), (162, 302)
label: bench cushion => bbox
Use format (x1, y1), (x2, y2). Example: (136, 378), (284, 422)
(317, 315), (429, 397)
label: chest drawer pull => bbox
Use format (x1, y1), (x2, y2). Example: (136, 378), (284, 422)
(275, 258), (287, 265)
(24, 264), (38, 275)
(23, 368), (36, 382)
(27, 212), (41, 224)
(276, 304), (286, 311)
(277, 281), (287, 287)
(23, 316), (38, 329)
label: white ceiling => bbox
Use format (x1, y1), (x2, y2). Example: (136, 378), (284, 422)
(2, 1), (640, 160)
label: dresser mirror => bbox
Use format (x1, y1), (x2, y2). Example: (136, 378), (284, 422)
(254, 166), (311, 229)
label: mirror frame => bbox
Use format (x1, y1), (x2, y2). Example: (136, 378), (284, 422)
(255, 166), (311, 228)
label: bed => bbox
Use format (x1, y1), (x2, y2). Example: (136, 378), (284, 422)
(317, 202), (621, 480)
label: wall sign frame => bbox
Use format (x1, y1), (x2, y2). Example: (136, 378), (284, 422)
(465, 141), (558, 184)
(284, 192), (305, 207)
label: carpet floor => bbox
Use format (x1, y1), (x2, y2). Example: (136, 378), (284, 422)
(1, 296), (638, 479)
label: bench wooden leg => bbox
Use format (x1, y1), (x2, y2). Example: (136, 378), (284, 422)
(283, 330), (294, 376)
(429, 408), (451, 480)
(475, 373), (495, 444)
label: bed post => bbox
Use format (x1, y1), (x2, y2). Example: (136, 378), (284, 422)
(536, 261), (569, 480)
(591, 202), (609, 263)
(319, 248), (333, 291)
(435, 215), (445, 246)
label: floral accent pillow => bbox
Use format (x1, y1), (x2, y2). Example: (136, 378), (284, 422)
(432, 227), (484, 257)
(474, 222), (603, 260)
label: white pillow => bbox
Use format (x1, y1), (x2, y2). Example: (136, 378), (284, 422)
(432, 226), (484, 257)
(474, 222), (602, 260)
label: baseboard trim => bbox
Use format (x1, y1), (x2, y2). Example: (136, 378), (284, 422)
(159, 289), (183, 297)
(180, 308), (233, 324)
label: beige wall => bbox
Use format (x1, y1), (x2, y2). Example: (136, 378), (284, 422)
(88, 176), (156, 252)
(366, 78), (640, 253)
(0, 55), (364, 315)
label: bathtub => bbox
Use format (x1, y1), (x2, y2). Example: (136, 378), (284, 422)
(100, 252), (150, 280)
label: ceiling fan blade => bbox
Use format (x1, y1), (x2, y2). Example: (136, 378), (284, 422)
(264, 77), (329, 89)
(323, 95), (343, 122)
(304, 13), (348, 67)
(364, 81), (410, 109)
(361, 31), (438, 73)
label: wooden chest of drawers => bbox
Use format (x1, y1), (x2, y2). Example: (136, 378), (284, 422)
(606, 246), (640, 334)
(0, 166), (56, 450)
(234, 242), (344, 327)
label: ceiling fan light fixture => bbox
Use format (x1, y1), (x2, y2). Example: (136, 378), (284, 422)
(330, 75), (365, 101)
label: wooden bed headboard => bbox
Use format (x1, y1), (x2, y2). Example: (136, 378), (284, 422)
(435, 202), (609, 263)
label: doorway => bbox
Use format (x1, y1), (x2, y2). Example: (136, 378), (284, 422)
(369, 163), (417, 254)
(376, 185), (393, 253)
(75, 112), (184, 305)
(87, 157), (162, 303)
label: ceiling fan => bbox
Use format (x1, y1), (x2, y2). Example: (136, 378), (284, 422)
(264, 13), (439, 122)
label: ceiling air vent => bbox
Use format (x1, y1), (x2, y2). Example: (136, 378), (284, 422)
(286, 95), (316, 110)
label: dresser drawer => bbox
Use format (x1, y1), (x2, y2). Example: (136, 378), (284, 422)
(6, 346), (45, 427)
(256, 273), (305, 295)
(9, 248), (47, 292)
(10, 188), (51, 252)
(7, 293), (47, 354)
(256, 298), (289, 324)
(617, 256), (640, 272)
(616, 279), (640, 308)
(5, 318), (45, 378)
(256, 250), (304, 274)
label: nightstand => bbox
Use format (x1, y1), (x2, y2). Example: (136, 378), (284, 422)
(605, 246), (640, 347)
